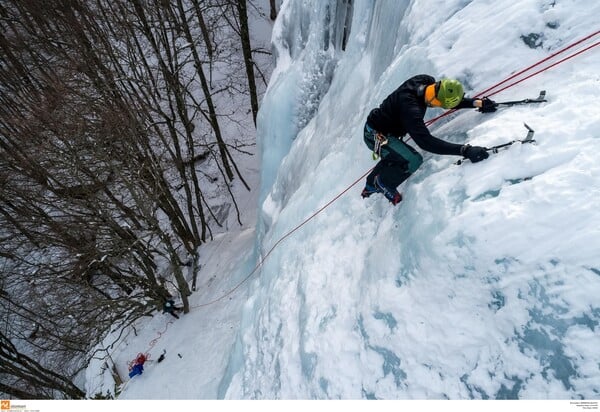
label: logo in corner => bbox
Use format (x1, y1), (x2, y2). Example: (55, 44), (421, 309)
(0, 400), (10, 410)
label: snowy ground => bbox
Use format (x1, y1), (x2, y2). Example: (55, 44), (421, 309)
(85, 0), (600, 405)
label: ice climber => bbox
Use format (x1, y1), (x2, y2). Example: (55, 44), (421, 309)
(361, 74), (497, 205)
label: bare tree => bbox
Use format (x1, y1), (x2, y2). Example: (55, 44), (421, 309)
(269, 0), (278, 20)
(236, 0), (259, 125)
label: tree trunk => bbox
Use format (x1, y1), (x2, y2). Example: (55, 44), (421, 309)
(237, 0), (259, 126)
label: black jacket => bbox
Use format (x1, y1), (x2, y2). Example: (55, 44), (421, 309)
(366, 74), (475, 156)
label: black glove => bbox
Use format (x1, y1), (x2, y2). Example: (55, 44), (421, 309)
(478, 97), (497, 113)
(461, 144), (489, 163)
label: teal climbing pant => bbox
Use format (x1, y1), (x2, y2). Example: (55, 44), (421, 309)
(364, 123), (423, 174)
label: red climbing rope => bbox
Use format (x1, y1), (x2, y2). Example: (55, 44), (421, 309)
(147, 318), (175, 350)
(192, 166), (375, 309)
(127, 352), (150, 370)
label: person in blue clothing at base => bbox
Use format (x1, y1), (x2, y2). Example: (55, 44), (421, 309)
(362, 74), (497, 205)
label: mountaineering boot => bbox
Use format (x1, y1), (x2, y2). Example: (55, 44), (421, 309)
(361, 182), (378, 198)
(374, 175), (402, 205)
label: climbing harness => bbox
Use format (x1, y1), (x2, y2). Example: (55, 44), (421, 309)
(372, 132), (388, 160)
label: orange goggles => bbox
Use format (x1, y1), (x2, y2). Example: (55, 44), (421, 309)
(424, 83), (443, 107)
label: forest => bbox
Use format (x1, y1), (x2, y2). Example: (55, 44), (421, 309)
(0, 0), (275, 399)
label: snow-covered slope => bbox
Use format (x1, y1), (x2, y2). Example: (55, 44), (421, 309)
(226, 0), (600, 399)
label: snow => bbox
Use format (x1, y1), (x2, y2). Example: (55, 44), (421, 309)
(86, 0), (600, 405)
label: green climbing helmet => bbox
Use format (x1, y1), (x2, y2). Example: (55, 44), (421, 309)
(437, 79), (464, 109)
